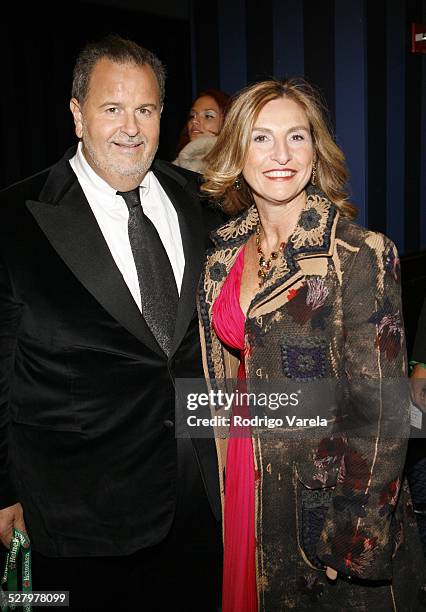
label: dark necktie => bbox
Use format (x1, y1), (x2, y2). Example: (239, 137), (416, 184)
(117, 187), (178, 355)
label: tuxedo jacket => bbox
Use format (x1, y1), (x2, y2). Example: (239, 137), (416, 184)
(0, 147), (221, 557)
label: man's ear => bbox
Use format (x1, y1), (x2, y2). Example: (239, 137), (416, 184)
(70, 98), (83, 139)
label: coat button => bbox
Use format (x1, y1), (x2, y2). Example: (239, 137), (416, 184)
(163, 419), (174, 429)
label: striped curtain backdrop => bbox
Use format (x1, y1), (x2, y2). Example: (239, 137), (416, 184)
(190, 0), (426, 256)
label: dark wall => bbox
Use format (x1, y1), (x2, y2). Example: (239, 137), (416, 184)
(401, 251), (426, 356)
(2, 0), (425, 258)
(0, 1), (191, 189)
(191, 0), (426, 255)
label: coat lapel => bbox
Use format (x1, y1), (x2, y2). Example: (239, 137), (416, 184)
(153, 161), (207, 357)
(207, 186), (339, 315)
(251, 188), (338, 311)
(26, 151), (164, 357)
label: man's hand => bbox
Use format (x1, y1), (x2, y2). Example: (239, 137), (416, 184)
(410, 365), (426, 412)
(325, 566), (338, 581)
(0, 503), (27, 548)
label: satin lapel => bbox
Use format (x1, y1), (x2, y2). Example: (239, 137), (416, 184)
(26, 177), (164, 357)
(153, 166), (205, 357)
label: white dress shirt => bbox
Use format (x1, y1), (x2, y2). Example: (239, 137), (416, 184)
(69, 143), (185, 309)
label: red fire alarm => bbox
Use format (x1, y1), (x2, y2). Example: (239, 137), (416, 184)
(412, 23), (426, 53)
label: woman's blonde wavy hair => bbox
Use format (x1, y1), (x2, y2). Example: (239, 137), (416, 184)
(202, 78), (356, 219)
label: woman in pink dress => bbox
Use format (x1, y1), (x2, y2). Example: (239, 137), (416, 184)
(197, 78), (425, 611)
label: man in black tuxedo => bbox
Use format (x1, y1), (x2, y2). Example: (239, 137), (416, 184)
(0, 35), (222, 610)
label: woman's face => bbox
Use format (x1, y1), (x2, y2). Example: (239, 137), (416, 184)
(187, 95), (223, 141)
(242, 97), (314, 209)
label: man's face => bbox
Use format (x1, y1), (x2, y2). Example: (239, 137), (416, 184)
(70, 58), (161, 187)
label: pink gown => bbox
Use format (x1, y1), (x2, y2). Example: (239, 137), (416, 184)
(212, 246), (258, 612)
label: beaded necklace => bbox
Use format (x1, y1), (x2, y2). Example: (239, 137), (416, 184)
(255, 225), (286, 286)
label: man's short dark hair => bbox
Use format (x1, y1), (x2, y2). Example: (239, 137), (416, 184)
(72, 34), (166, 105)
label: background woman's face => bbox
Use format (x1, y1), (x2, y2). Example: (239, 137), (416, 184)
(187, 95), (223, 140)
(242, 97), (314, 208)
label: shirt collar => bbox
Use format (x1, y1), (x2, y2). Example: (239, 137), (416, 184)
(140, 171), (151, 198)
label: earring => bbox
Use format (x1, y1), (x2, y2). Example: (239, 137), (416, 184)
(233, 176), (242, 191)
(311, 161), (317, 186)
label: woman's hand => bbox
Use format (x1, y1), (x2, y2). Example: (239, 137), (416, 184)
(326, 566), (338, 581)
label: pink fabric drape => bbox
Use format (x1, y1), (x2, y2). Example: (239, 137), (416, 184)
(212, 246), (257, 612)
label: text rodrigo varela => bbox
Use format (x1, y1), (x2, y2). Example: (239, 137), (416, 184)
(185, 390), (328, 429)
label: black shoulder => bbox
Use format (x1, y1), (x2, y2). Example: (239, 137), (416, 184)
(198, 194), (227, 234)
(153, 159), (202, 188)
(0, 167), (50, 207)
(153, 158), (225, 233)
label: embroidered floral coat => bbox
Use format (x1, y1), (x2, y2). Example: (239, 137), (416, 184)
(197, 187), (426, 611)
